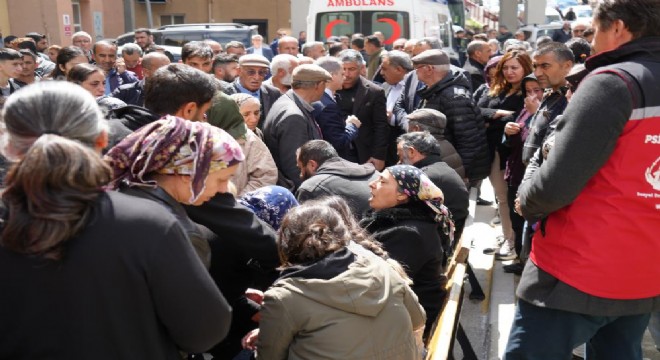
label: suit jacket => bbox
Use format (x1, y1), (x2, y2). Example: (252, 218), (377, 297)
(246, 46), (274, 61)
(262, 91), (322, 190)
(336, 77), (390, 163)
(311, 92), (359, 158)
(230, 81), (282, 128)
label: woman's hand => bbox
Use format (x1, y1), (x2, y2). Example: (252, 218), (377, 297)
(494, 109), (515, 119)
(514, 197), (522, 216)
(242, 328), (260, 350)
(245, 288), (264, 305)
(524, 94), (541, 114)
(504, 122), (521, 136)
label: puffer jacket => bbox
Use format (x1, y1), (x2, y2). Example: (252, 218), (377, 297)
(257, 247), (425, 360)
(417, 67), (490, 181)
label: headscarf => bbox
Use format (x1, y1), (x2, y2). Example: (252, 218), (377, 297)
(484, 55), (503, 86)
(238, 185), (299, 230)
(105, 115), (245, 203)
(387, 164), (455, 239)
(206, 92), (248, 140)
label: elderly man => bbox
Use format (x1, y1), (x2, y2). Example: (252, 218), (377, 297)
(93, 40), (138, 95)
(247, 34), (274, 61)
(552, 21), (573, 43)
(72, 31), (93, 62)
(264, 53), (299, 93)
(505, 1), (660, 358)
(262, 64), (331, 189)
(379, 50), (413, 164)
(301, 41), (326, 60)
(296, 140), (378, 217)
(335, 49), (389, 170)
(463, 40), (491, 90)
(405, 49), (490, 183)
(121, 43), (144, 79)
(278, 36), (300, 56)
(230, 54), (282, 127)
(203, 39), (223, 56)
(225, 41), (246, 57)
(112, 52), (171, 107)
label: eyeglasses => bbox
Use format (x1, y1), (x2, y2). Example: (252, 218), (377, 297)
(244, 69), (270, 77)
(414, 64), (430, 70)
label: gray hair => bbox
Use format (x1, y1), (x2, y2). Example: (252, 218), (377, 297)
(397, 131), (441, 157)
(536, 36), (553, 48)
(271, 53), (298, 73)
(487, 38), (501, 51)
(382, 50), (413, 71)
(1, 81), (107, 160)
(315, 56), (343, 75)
(71, 31), (92, 42)
(301, 41), (323, 57)
(420, 37), (443, 49)
(251, 34), (263, 41)
(121, 43), (143, 56)
(338, 49), (364, 65)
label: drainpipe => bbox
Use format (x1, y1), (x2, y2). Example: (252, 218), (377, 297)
(145, 0), (154, 28)
(208, 0), (213, 22)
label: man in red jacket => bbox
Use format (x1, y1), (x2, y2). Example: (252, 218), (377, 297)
(505, 1), (660, 359)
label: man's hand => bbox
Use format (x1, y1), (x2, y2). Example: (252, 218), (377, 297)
(241, 329), (260, 350)
(115, 58), (126, 74)
(367, 157), (385, 171)
(504, 122), (521, 136)
(346, 115), (362, 128)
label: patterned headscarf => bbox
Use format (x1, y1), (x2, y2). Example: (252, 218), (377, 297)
(387, 165), (455, 239)
(238, 185), (299, 230)
(105, 115), (245, 203)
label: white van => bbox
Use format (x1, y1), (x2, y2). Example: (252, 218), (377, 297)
(306, 0), (456, 55)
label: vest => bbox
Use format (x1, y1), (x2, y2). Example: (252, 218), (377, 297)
(530, 60), (660, 300)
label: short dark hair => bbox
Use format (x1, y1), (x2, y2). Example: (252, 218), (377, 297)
(365, 35), (381, 48)
(225, 41), (246, 50)
(595, 0), (660, 39)
(92, 40), (116, 55)
(328, 43), (344, 57)
(0, 48), (22, 62)
(212, 53), (239, 70)
(351, 37), (364, 49)
(565, 37), (592, 64)
(297, 140), (338, 167)
(134, 28), (152, 36)
(534, 42), (575, 63)
(67, 63), (104, 84)
(181, 41), (214, 62)
(49, 46), (86, 79)
(19, 48), (37, 61)
(144, 63), (217, 116)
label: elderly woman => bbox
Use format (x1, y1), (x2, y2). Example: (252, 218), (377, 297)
(209, 92), (277, 196)
(361, 164), (453, 339)
(0, 81), (231, 357)
(231, 93), (264, 139)
(105, 115), (245, 268)
(247, 203), (425, 359)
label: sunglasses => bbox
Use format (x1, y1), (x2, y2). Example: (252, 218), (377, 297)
(244, 69), (270, 77)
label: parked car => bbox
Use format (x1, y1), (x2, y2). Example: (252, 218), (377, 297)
(116, 23), (258, 48)
(518, 23), (563, 49)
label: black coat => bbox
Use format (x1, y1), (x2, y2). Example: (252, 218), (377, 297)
(417, 68), (491, 181)
(477, 90), (525, 165)
(463, 57), (486, 92)
(184, 192), (279, 358)
(336, 76), (390, 163)
(112, 79), (145, 107)
(361, 201), (446, 331)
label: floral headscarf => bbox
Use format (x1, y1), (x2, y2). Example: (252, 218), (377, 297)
(105, 115), (245, 203)
(387, 165), (455, 239)
(238, 185), (299, 230)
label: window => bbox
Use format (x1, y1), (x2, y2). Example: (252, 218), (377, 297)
(160, 14), (185, 26)
(316, 11), (409, 43)
(72, 0), (82, 32)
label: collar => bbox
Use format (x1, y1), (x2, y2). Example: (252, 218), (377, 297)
(291, 90), (315, 112)
(413, 154), (443, 169)
(236, 81), (261, 98)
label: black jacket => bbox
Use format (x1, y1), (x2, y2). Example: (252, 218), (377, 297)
(477, 90), (525, 166)
(184, 192), (279, 358)
(112, 79), (145, 107)
(110, 105), (160, 132)
(0, 192), (231, 359)
(296, 157), (379, 219)
(417, 68), (490, 181)
(463, 57), (486, 91)
(361, 201), (446, 331)
(336, 76), (390, 163)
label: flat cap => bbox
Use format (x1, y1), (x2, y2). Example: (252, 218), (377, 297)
(238, 54), (270, 68)
(292, 64), (332, 82)
(406, 108), (447, 130)
(411, 49), (449, 66)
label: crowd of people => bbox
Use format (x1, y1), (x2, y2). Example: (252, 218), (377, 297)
(0, 0), (658, 359)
